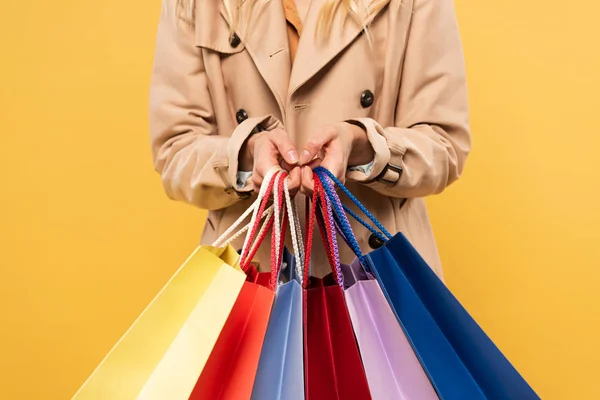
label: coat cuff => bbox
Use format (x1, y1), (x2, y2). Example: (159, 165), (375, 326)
(226, 115), (283, 193)
(344, 118), (391, 183)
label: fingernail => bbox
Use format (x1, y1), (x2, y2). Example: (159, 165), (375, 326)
(300, 150), (311, 165)
(287, 150), (298, 164)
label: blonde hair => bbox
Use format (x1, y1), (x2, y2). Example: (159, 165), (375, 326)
(176, 0), (387, 39)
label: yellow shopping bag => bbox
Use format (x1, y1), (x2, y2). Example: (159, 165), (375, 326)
(72, 167), (282, 400)
(72, 244), (246, 400)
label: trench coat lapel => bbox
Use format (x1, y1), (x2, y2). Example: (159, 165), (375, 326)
(219, 0), (291, 114)
(289, 0), (390, 97)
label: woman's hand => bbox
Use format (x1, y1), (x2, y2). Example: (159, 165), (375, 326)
(299, 122), (374, 193)
(239, 128), (302, 194)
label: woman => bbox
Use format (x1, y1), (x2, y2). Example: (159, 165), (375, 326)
(149, 0), (470, 277)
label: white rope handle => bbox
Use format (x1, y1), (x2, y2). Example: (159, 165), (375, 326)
(246, 206), (274, 266)
(240, 165), (282, 260)
(284, 178), (304, 283)
(292, 200), (304, 267)
(273, 171), (284, 269)
(212, 166), (281, 248)
(219, 205), (274, 249)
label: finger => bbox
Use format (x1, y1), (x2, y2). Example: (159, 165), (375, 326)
(280, 159), (297, 173)
(254, 151), (281, 176)
(287, 167), (301, 197)
(306, 158), (322, 170)
(301, 165), (315, 195)
(269, 129), (299, 166)
(300, 126), (337, 165)
(252, 157), (277, 193)
(251, 169), (263, 193)
(320, 154), (347, 184)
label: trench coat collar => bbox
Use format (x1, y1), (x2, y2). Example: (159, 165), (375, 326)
(213, 0), (390, 109)
(219, 0), (291, 115)
(288, 0), (391, 97)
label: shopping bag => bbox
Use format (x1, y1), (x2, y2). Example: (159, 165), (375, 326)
(71, 244), (246, 400)
(189, 170), (288, 400)
(72, 167), (282, 400)
(135, 168), (282, 400)
(250, 248), (303, 400)
(251, 177), (305, 400)
(302, 176), (372, 400)
(316, 166), (540, 400)
(318, 175), (437, 399)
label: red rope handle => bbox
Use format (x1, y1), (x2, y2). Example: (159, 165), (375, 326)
(315, 176), (343, 287)
(302, 184), (318, 289)
(314, 176), (337, 273)
(243, 213), (274, 272)
(269, 174), (288, 289)
(240, 174), (277, 271)
(301, 173), (340, 287)
(268, 213), (288, 290)
(315, 198), (335, 269)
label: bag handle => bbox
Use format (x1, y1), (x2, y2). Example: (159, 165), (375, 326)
(317, 172), (367, 266)
(302, 178), (318, 288)
(270, 171), (288, 289)
(241, 166), (284, 255)
(217, 206), (273, 249)
(239, 170), (283, 271)
(246, 208), (276, 269)
(302, 172), (343, 288)
(269, 174), (304, 289)
(212, 166), (282, 248)
(314, 166), (391, 242)
(314, 176), (343, 287)
(283, 178), (304, 284)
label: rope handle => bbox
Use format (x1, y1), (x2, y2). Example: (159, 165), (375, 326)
(270, 171), (288, 289)
(314, 166), (392, 241)
(243, 212), (274, 272)
(247, 207), (275, 264)
(318, 173), (367, 266)
(315, 195), (335, 272)
(218, 205), (274, 249)
(302, 182), (318, 288)
(272, 171), (284, 269)
(301, 172), (343, 288)
(284, 178), (304, 284)
(314, 175), (343, 287)
(239, 166), (283, 255)
(212, 166), (282, 248)
(239, 170), (280, 271)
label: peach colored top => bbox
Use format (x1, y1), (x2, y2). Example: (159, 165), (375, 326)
(283, 0), (303, 63)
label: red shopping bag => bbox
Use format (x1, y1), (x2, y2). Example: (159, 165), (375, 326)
(303, 176), (372, 400)
(190, 173), (288, 400)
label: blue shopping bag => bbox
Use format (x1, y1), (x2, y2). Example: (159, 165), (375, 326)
(250, 247), (304, 400)
(315, 167), (539, 400)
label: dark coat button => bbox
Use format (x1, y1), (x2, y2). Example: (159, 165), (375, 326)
(230, 33), (241, 48)
(360, 90), (375, 108)
(236, 109), (248, 124)
(368, 233), (385, 249)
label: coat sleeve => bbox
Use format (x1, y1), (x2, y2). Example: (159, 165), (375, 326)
(346, 0), (471, 198)
(149, 1), (272, 210)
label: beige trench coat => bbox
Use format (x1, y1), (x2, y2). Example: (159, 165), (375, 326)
(149, 0), (470, 278)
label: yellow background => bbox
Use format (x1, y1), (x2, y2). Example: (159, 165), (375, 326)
(0, 0), (598, 398)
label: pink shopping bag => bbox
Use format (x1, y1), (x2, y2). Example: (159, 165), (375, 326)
(319, 174), (438, 400)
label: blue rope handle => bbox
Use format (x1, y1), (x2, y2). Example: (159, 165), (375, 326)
(342, 204), (387, 243)
(316, 171), (367, 266)
(316, 173), (386, 243)
(315, 166), (392, 240)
